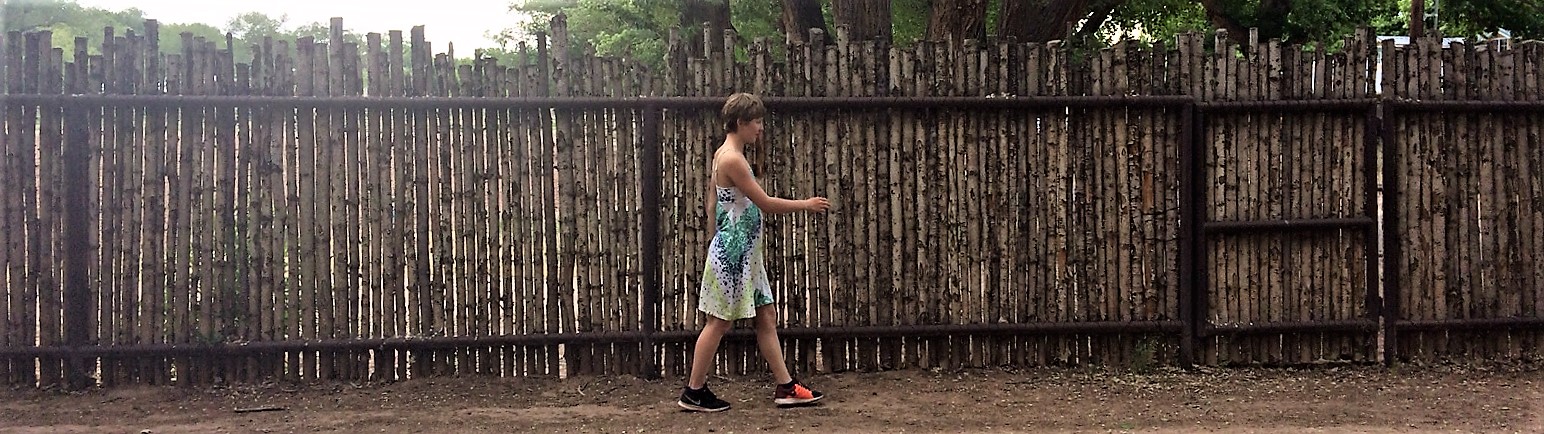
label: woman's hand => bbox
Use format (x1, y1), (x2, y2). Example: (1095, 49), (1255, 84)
(803, 197), (830, 213)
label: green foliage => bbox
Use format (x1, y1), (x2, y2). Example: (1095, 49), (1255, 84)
(4, 0), (145, 51)
(889, 0), (929, 46)
(508, 0), (784, 68)
(3, 0), (367, 65)
(1421, 0), (1543, 39)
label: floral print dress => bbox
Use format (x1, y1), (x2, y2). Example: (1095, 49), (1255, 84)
(699, 173), (774, 321)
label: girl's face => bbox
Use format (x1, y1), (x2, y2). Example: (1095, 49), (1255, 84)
(737, 118), (764, 144)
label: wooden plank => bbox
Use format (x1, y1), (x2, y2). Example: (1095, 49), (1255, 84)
(140, 24), (166, 384)
(858, 39), (878, 371)
(86, 35), (114, 386)
(247, 37), (274, 381)
(1487, 43), (1511, 358)
(1526, 43), (1544, 359)
(1281, 46), (1302, 364)
(384, 30), (408, 380)
(339, 37), (365, 380)
(1502, 44), (1523, 359)
(32, 33), (63, 387)
(310, 37), (340, 380)
(3, 30), (24, 385)
(896, 43), (919, 369)
(987, 40), (1008, 368)
(448, 62), (469, 374)
(1263, 40), (1285, 365)
(291, 38), (318, 380)
(882, 39), (903, 369)
(817, 38), (843, 371)
(1420, 41), (1442, 360)
(1532, 45), (1544, 359)
(185, 38), (210, 385)
(339, 34), (368, 377)
(216, 39), (240, 381)
(112, 30), (140, 384)
(1044, 40), (1070, 365)
(18, 32), (45, 385)
(552, 25), (581, 378)
(1221, 32), (1240, 365)
(1464, 40), (1487, 358)
(472, 60), (493, 375)
(434, 52), (456, 376)
(360, 32), (384, 378)
(234, 46), (259, 383)
(578, 54), (599, 375)
(162, 38), (196, 384)
(500, 60), (522, 377)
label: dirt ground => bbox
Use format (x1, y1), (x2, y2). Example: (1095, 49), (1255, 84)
(0, 363), (1539, 434)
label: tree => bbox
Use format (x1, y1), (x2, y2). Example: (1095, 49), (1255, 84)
(996, 0), (1129, 43)
(779, 0), (828, 43)
(506, 0), (782, 67)
(927, 0), (989, 42)
(3, 0), (146, 53)
(1102, 0), (1208, 44)
(1194, 0), (1399, 47)
(830, 0), (890, 42)
(681, 0), (735, 57)
(1435, 0), (1544, 39)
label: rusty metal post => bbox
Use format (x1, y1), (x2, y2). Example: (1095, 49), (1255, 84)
(1177, 103), (1197, 368)
(638, 104), (663, 379)
(62, 99), (91, 390)
(1363, 106), (1381, 326)
(1381, 104), (1401, 365)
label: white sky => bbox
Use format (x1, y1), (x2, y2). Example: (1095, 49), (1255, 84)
(69, 0), (527, 51)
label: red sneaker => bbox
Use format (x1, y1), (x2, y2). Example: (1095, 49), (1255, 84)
(773, 378), (825, 406)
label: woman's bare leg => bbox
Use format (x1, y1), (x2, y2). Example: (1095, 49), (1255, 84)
(753, 304), (794, 384)
(687, 316), (733, 389)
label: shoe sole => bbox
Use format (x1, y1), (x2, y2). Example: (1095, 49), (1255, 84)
(774, 395), (824, 406)
(678, 401), (730, 412)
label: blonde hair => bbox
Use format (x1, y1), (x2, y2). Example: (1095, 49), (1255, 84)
(721, 92), (766, 134)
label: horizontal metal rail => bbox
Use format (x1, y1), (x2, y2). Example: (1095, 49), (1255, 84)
(1387, 100), (1544, 112)
(1203, 217), (1375, 234)
(1202, 319), (1379, 336)
(0, 321), (1183, 358)
(0, 94), (1194, 109)
(1196, 99), (1378, 112)
(1394, 317), (1544, 331)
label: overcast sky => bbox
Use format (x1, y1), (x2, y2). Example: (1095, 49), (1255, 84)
(69, 0), (526, 51)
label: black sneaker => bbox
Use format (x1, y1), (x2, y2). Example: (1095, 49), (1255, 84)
(678, 385), (731, 412)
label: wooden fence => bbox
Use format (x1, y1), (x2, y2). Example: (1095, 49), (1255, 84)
(1382, 37), (1544, 362)
(0, 17), (1540, 388)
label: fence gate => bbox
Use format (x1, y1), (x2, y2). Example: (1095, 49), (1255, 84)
(1182, 101), (1383, 366)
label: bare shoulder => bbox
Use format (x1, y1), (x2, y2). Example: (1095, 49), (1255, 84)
(714, 148), (750, 173)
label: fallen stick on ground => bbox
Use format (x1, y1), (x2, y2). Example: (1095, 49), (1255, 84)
(233, 406), (287, 413)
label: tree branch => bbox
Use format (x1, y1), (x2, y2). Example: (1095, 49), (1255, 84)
(1199, 0), (1251, 47)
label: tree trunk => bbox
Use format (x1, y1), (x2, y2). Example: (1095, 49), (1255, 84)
(1410, 0), (1426, 38)
(781, 0), (829, 44)
(997, 0), (1090, 43)
(1199, 0), (1252, 47)
(1257, 0), (1292, 40)
(682, 0), (735, 58)
(1071, 0), (1125, 42)
(831, 0), (892, 43)
(927, 0), (990, 42)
